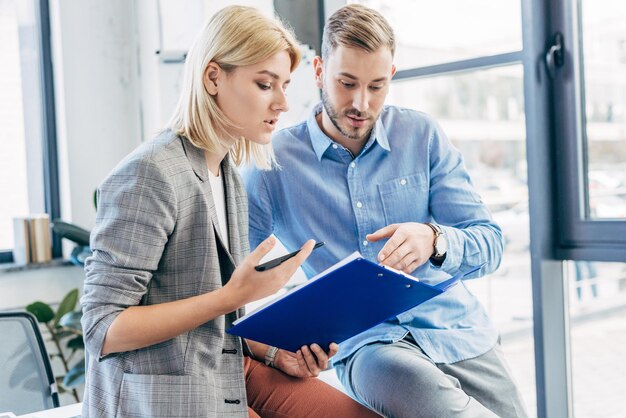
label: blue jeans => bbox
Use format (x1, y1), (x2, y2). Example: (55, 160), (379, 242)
(335, 336), (528, 418)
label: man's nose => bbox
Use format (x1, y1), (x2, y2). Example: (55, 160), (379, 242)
(352, 88), (369, 113)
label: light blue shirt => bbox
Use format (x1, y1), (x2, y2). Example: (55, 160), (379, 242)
(243, 103), (503, 365)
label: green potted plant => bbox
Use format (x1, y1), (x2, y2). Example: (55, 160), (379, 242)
(26, 288), (84, 402)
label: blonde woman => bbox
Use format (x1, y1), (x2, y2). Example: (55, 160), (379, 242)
(81, 6), (379, 418)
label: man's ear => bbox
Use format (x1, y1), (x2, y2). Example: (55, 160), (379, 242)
(391, 64), (397, 79)
(203, 62), (221, 95)
(313, 56), (324, 89)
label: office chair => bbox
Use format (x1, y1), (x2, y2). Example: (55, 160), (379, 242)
(0, 312), (60, 415)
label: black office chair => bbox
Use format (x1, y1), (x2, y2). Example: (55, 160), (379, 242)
(0, 312), (60, 415)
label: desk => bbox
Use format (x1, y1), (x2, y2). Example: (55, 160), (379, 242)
(15, 403), (82, 418)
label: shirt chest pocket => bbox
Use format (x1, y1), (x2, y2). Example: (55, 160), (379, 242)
(377, 173), (429, 225)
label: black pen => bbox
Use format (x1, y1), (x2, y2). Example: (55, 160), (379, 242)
(255, 241), (325, 271)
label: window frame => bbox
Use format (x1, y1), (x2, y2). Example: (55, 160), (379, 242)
(551, 0), (626, 262)
(0, 0), (61, 263)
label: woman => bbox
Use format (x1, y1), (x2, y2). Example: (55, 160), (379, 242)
(81, 5), (379, 418)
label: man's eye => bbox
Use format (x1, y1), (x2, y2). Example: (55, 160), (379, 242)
(370, 85), (383, 91)
(340, 80), (355, 88)
(257, 83), (271, 90)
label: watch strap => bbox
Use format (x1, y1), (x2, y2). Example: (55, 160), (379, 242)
(264, 345), (279, 367)
(425, 222), (442, 236)
(426, 222), (447, 262)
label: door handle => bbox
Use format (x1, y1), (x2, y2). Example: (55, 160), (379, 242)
(545, 32), (565, 78)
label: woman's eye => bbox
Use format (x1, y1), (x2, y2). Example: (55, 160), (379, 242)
(257, 82), (271, 90)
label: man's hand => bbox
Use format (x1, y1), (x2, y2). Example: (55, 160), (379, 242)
(273, 343), (339, 378)
(367, 222), (435, 273)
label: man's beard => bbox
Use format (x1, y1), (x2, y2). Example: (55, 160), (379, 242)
(321, 88), (373, 141)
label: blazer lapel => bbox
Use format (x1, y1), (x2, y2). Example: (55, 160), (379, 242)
(181, 137), (236, 268)
(181, 136), (209, 182)
(222, 156), (249, 319)
(222, 156), (247, 267)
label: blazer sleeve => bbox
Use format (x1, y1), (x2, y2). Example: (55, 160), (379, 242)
(81, 155), (177, 360)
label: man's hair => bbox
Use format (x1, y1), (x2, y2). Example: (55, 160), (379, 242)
(167, 6), (301, 169)
(321, 4), (395, 60)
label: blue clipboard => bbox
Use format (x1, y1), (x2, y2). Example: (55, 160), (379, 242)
(227, 253), (483, 353)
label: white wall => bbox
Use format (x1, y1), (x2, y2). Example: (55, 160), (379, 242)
(51, 0), (142, 233)
(50, 0), (318, 256)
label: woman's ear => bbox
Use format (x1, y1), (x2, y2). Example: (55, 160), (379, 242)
(204, 62), (221, 95)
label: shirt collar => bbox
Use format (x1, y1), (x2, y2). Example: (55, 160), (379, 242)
(307, 103), (391, 161)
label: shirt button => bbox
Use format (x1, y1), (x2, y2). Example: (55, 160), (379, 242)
(363, 240), (368, 246)
(332, 144), (338, 149)
(400, 179), (407, 185)
(356, 201), (363, 208)
(350, 162), (356, 168)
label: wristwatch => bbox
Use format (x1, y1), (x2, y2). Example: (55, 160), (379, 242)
(264, 345), (279, 368)
(425, 222), (447, 261)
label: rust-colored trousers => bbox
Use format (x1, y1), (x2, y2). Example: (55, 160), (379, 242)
(244, 356), (380, 418)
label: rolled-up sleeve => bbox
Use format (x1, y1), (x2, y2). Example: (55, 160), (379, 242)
(427, 120), (504, 278)
(81, 155), (177, 359)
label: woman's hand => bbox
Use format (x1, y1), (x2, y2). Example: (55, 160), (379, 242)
(274, 343), (339, 378)
(223, 236), (315, 308)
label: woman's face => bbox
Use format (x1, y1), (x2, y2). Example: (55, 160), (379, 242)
(209, 50), (292, 145)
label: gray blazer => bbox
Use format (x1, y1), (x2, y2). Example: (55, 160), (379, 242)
(81, 131), (251, 417)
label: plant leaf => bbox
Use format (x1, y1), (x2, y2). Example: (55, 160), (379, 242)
(67, 336), (84, 350)
(55, 330), (76, 339)
(55, 376), (67, 394)
(26, 302), (55, 323)
(59, 311), (83, 332)
(63, 361), (85, 388)
(53, 288), (79, 327)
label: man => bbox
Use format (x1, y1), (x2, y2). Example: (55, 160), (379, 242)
(244, 4), (528, 417)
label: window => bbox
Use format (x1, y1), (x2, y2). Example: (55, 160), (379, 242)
(549, 2), (626, 416)
(0, 1), (32, 257)
(0, 0), (59, 263)
(554, 0), (626, 258)
(350, 0), (536, 412)
(354, 0), (522, 70)
(390, 66), (537, 413)
(581, 2), (626, 220)
(566, 259), (626, 416)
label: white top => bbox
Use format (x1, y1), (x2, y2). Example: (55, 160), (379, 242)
(208, 166), (229, 251)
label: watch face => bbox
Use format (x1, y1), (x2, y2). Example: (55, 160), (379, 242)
(435, 235), (448, 256)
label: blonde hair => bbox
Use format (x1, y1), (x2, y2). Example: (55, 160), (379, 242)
(167, 6), (301, 169)
(321, 4), (395, 60)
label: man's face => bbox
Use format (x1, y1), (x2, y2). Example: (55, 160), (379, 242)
(315, 45), (396, 146)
